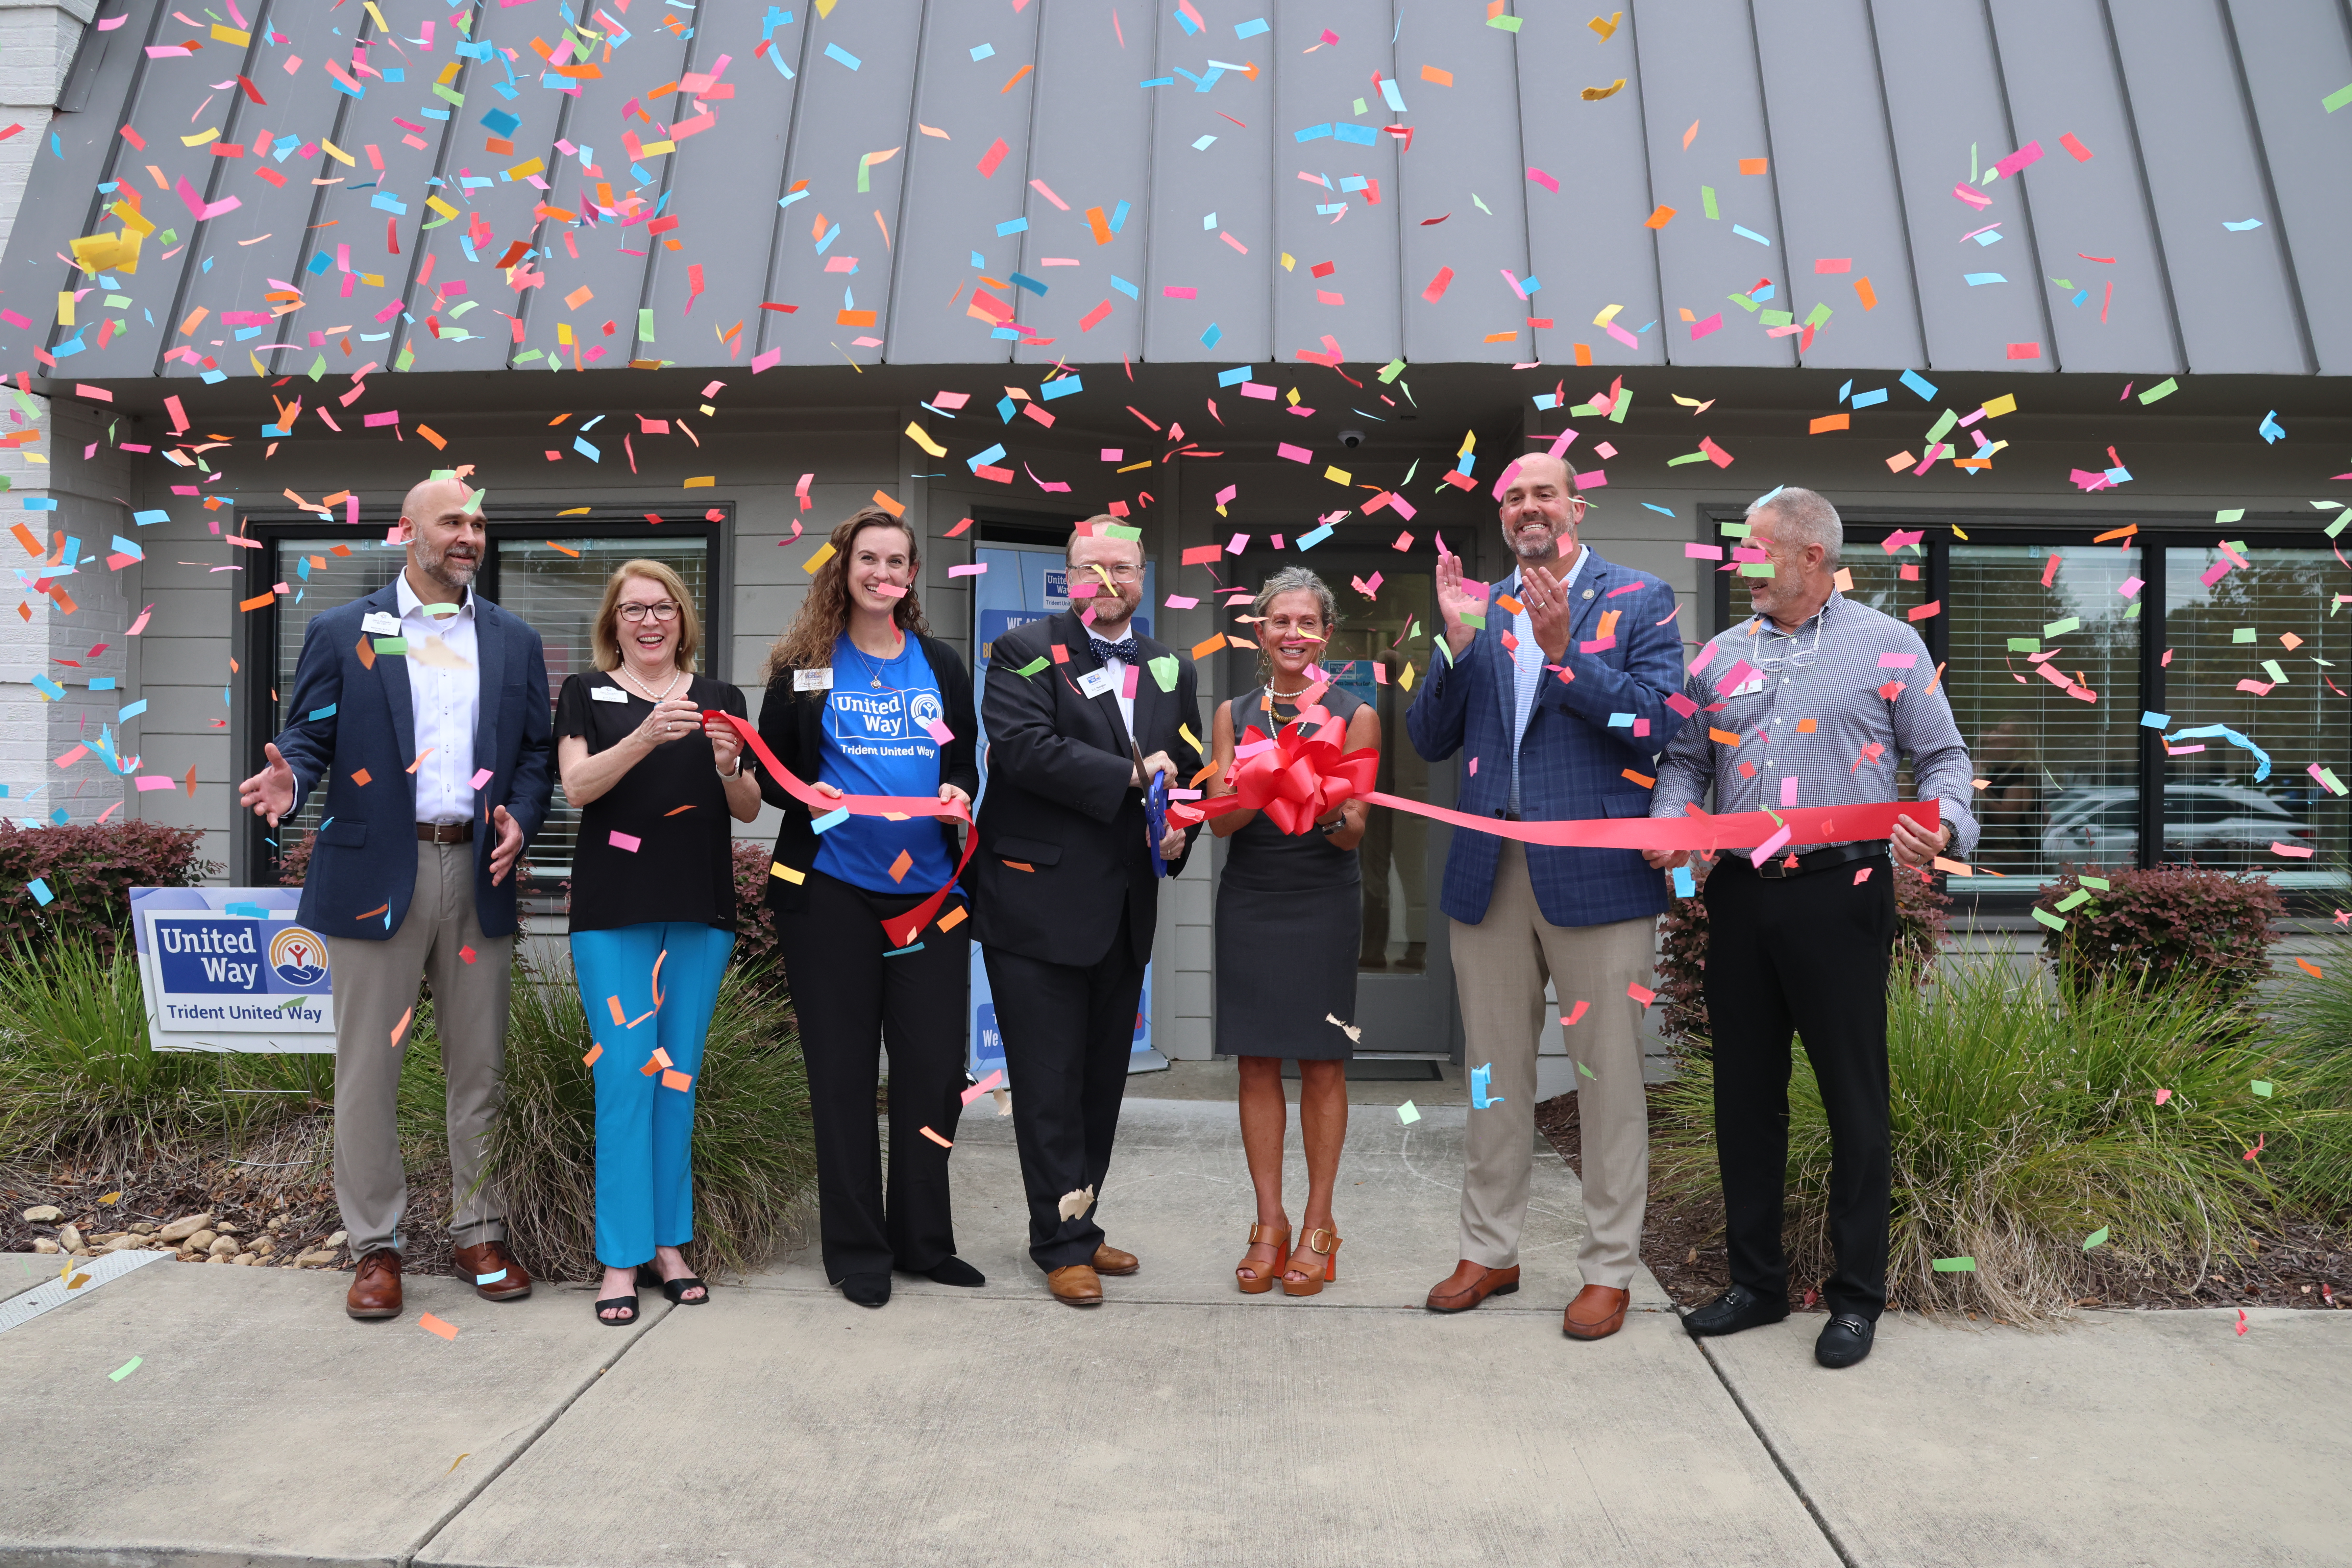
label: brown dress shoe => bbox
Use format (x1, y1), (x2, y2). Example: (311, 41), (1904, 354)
(1047, 1264), (1103, 1306)
(346, 1248), (403, 1320)
(1091, 1243), (1139, 1277)
(450, 1239), (534, 1302)
(1424, 1259), (1521, 1314)
(1562, 1283), (1631, 1341)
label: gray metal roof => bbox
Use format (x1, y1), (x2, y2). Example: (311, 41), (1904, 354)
(11, 0), (2351, 384)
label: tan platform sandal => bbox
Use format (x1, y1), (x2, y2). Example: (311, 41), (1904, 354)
(1235, 1222), (1290, 1295)
(1283, 1228), (1343, 1297)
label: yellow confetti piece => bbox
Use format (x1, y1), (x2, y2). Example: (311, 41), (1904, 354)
(904, 421), (947, 458)
(1581, 78), (1626, 101)
(804, 541), (837, 574)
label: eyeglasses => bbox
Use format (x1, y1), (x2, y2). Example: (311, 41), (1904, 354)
(617, 602), (680, 623)
(1085, 563), (1142, 582)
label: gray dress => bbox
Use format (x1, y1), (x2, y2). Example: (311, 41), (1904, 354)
(1212, 684), (1366, 1061)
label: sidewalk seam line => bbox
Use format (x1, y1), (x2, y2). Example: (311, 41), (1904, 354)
(1691, 1332), (1860, 1568)
(396, 1301), (673, 1568)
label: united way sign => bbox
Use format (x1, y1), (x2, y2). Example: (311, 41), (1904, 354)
(129, 887), (336, 1053)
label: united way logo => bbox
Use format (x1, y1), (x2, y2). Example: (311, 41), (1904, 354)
(269, 927), (328, 987)
(908, 690), (943, 734)
(830, 688), (911, 740)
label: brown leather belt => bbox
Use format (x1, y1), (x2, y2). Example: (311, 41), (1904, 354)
(416, 822), (473, 844)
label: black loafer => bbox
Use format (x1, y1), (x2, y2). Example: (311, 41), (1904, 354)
(841, 1272), (891, 1308)
(1815, 1313), (1876, 1368)
(1683, 1284), (1790, 1338)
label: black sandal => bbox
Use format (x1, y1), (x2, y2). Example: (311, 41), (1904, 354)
(594, 1290), (639, 1326)
(637, 1262), (710, 1305)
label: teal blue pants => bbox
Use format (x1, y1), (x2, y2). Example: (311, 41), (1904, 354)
(571, 922), (735, 1269)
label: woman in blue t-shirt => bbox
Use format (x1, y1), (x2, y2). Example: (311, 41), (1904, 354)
(758, 506), (981, 1308)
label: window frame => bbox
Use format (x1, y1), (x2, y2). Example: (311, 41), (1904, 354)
(1700, 506), (2348, 912)
(236, 506), (733, 893)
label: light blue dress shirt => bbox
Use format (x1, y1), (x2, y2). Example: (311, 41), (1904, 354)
(1505, 545), (1588, 814)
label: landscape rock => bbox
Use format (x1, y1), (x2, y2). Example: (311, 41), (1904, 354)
(130, 1222), (156, 1235)
(20, 1205), (59, 1223)
(325, 1231), (347, 1249)
(156, 1213), (214, 1244)
(184, 1230), (218, 1253)
(30, 1239), (58, 1254)
(231, 1253), (258, 1266)
(56, 1225), (83, 1253)
(214, 1223), (240, 1236)
(248, 1235), (275, 1257)
(294, 1249), (338, 1268)
(206, 1236), (240, 1259)
(101, 1234), (144, 1252)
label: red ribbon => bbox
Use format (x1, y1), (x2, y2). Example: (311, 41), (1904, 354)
(1176, 717), (1939, 856)
(708, 710), (975, 949)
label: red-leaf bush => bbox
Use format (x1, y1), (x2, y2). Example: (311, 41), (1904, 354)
(0, 819), (217, 961)
(1656, 858), (1952, 1051)
(2033, 863), (2284, 1002)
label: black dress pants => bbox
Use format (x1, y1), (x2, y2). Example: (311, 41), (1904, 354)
(982, 911), (1146, 1270)
(1702, 852), (1897, 1319)
(773, 870), (969, 1282)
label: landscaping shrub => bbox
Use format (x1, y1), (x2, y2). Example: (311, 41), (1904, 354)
(1650, 958), (2348, 1320)
(477, 945), (814, 1282)
(1655, 858), (1952, 1049)
(2033, 863), (2284, 1002)
(0, 819), (215, 961)
(2264, 932), (2352, 1218)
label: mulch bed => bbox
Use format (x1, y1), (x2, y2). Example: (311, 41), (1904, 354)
(1536, 1085), (2349, 1315)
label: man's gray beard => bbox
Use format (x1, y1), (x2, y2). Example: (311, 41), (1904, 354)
(419, 546), (478, 587)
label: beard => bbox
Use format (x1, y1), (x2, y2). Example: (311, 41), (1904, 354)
(417, 538), (480, 587)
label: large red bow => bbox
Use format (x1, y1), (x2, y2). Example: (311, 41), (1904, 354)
(1182, 714), (1379, 836)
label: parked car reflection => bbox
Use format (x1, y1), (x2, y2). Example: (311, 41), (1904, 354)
(2040, 784), (2314, 866)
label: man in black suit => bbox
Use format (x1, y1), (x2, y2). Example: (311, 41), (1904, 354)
(969, 519), (1202, 1306)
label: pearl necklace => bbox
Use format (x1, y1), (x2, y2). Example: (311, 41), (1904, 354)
(615, 663), (685, 704)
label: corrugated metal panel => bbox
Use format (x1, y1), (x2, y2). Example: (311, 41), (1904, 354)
(1141, 3), (1271, 365)
(8, 0), (2349, 380)
(1632, 0), (1792, 369)
(1985, 0), (2180, 374)
(1751, 0), (1926, 372)
(885, 0), (1039, 366)
(2107, 0), (2311, 375)
(1520, 0), (1662, 370)
(1270, 0), (1403, 373)
(1869, 0), (2055, 373)
(1007, 3), (1153, 365)
(640, 14), (803, 368)
(1393, 4), (1531, 366)
(2223, 0), (2352, 377)
(756, 0), (924, 368)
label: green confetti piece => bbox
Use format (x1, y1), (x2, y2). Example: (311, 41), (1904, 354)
(2251, 1080), (2273, 1098)
(1472, 193), (1493, 215)
(637, 308), (655, 343)
(1459, 612), (1487, 628)
(2007, 637), (2042, 653)
(2055, 889), (2090, 912)
(1397, 1100), (1421, 1125)
(2137, 377), (2178, 404)
(1738, 562), (1777, 578)
(1377, 358), (1406, 384)
(1931, 1256), (1977, 1272)
(419, 603), (461, 616)
(2082, 1228), (2109, 1251)
(1701, 185), (1718, 220)
(1925, 409), (1958, 443)
(372, 638), (408, 655)
(1718, 522), (1753, 538)
(1485, 11), (1522, 29)
(1609, 389), (1632, 423)
(2031, 907), (2068, 931)
(2043, 617), (2080, 636)
(108, 1356), (142, 1381)
(1575, 1059), (1595, 1079)
(2078, 875), (2110, 890)
(1013, 656), (1049, 678)
(1102, 523), (1144, 541)
(1148, 655), (1179, 692)
(2324, 81), (2352, 114)
(2232, 627), (2256, 642)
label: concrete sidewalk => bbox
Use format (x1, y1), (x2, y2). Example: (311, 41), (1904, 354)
(2, 1091), (2346, 1568)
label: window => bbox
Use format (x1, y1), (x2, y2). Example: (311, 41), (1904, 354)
(247, 513), (725, 893)
(1709, 517), (2347, 906)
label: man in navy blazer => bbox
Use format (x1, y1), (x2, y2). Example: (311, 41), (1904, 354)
(1405, 453), (1684, 1341)
(240, 475), (554, 1321)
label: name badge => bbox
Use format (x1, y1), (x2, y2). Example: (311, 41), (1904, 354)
(361, 611), (400, 635)
(590, 685), (629, 703)
(793, 667), (835, 692)
(1726, 677), (1765, 699)
(1076, 667), (1118, 700)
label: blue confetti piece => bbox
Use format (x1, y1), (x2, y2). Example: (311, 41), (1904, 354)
(1837, 379), (1852, 404)
(1294, 123), (1333, 142)
(810, 806), (851, 834)
(1201, 322), (1222, 349)
(307, 704), (337, 721)
(996, 217), (1028, 236)
(27, 878), (52, 907)
(970, 42), (994, 60)
(1172, 6), (1198, 34)
(1964, 272), (2007, 285)
(1607, 712), (1635, 727)
(116, 699), (147, 722)
(1332, 122), (1377, 146)
(1641, 503), (1677, 518)
(1900, 369), (1938, 401)
(1217, 366), (1252, 387)
(825, 42), (861, 69)
(1140, 77), (1175, 88)
(2163, 724), (2271, 782)
(968, 249), (985, 267)
(996, 395), (1017, 421)
(1110, 274), (1138, 299)
(30, 674), (65, 701)
(1971, 229), (2003, 245)
(1039, 375), (1082, 399)
(2222, 218), (2263, 231)
(573, 436), (601, 462)
(371, 191), (408, 214)
(1470, 1062), (1503, 1109)
(224, 901), (269, 918)
(2258, 411), (2285, 444)
(2139, 711), (2170, 729)
(1297, 523), (1333, 550)
(1009, 272), (1046, 296)
(1731, 224), (1771, 245)
(968, 442), (1007, 471)
(1672, 864), (1696, 898)
(882, 942), (926, 957)
(1109, 200), (1131, 233)
(1851, 387), (1888, 409)
(1235, 17), (1269, 37)
(22, 497), (57, 510)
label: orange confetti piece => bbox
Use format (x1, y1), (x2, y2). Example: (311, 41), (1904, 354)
(662, 1069), (693, 1091)
(2297, 958), (2324, 978)
(351, 767), (372, 786)
(1809, 413), (1850, 434)
(1421, 65), (1454, 86)
(1738, 157), (1767, 175)
(608, 995), (627, 1026)
(582, 1043), (603, 1067)
(1855, 276), (1877, 311)
(887, 848), (914, 883)
(391, 1006), (413, 1048)
(937, 904), (968, 933)
(920, 1126), (953, 1148)
(1643, 205), (1676, 229)
(418, 1313), (458, 1341)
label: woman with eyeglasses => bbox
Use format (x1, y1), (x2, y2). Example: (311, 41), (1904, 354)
(758, 506), (981, 1309)
(556, 558), (761, 1326)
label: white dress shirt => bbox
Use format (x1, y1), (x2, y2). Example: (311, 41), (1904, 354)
(396, 570), (480, 825)
(1505, 544), (1588, 813)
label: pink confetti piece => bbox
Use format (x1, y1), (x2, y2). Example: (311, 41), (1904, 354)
(468, 767), (494, 789)
(609, 831), (641, 853)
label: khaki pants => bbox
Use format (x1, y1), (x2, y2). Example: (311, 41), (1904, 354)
(325, 840), (515, 1256)
(1448, 840), (1654, 1287)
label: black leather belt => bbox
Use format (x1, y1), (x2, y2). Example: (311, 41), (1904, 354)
(1497, 809), (1520, 822)
(1723, 841), (1881, 880)
(416, 822), (473, 844)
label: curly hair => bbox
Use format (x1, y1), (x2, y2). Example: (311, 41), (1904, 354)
(762, 507), (931, 681)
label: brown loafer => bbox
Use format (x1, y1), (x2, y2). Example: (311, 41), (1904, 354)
(1047, 1264), (1103, 1306)
(345, 1247), (403, 1320)
(450, 1239), (533, 1302)
(1563, 1283), (1631, 1341)
(1091, 1243), (1139, 1277)
(1425, 1259), (1520, 1314)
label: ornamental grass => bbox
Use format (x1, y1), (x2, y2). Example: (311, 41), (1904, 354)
(1651, 955), (2350, 1323)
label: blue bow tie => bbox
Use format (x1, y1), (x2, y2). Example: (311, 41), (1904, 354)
(1088, 636), (1140, 665)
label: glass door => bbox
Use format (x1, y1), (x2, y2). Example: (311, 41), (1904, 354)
(1217, 552), (1456, 1058)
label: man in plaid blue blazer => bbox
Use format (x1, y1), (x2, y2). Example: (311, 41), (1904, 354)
(1404, 453), (1686, 1341)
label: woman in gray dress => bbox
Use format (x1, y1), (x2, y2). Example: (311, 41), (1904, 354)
(1207, 566), (1380, 1297)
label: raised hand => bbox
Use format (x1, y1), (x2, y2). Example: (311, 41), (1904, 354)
(238, 742), (297, 827)
(1434, 539), (1481, 660)
(1521, 563), (1574, 662)
(637, 694), (703, 750)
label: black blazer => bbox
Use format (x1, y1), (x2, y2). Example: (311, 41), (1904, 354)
(968, 610), (1203, 970)
(756, 632), (980, 914)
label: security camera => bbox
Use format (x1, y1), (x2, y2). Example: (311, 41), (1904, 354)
(1338, 429), (1365, 449)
